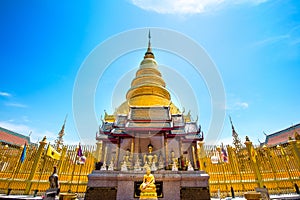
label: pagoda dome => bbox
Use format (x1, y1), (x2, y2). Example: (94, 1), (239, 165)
(115, 32), (180, 115)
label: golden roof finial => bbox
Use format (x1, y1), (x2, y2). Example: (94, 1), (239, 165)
(144, 29), (155, 59)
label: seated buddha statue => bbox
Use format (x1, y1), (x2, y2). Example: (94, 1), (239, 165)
(168, 151), (178, 169)
(123, 149), (132, 169)
(139, 168), (157, 199)
(144, 144), (157, 168)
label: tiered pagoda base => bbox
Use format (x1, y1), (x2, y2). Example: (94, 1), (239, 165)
(84, 170), (210, 200)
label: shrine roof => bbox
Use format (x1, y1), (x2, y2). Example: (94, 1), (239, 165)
(101, 122), (114, 132)
(0, 126), (30, 146)
(172, 115), (185, 127)
(184, 122), (200, 133)
(265, 123), (300, 146)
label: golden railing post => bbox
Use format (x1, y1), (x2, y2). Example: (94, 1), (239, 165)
(24, 136), (48, 195)
(244, 136), (263, 188)
(57, 146), (68, 174)
(288, 139), (300, 170)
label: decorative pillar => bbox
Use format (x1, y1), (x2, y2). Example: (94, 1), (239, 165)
(192, 145), (198, 169)
(164, 138), (169, 167)
(244, 136), (263, 188)
(95, 141), (103, 162)
(130, 138), (134, 160)
(24, 136), (48, 194)
(115, 139), (121, 170)
(197, 141), (205, 170)
(103, 145), (108, 164)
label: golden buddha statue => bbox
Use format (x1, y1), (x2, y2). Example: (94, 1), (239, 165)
(123, 149), (132, 169)
(139, 168), (157, 200)
(169, 150), (178, 169)
(143, 144), (157, 168)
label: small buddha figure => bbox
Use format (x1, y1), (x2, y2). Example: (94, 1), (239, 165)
(158, 154), (165, 170)
(108, 160), (114, 171)
(100, 161), (107, 171)
(121, 160), (128, 171)
(139, 168), (157, 200)
(169, 151), (178, 170)
(123, 149), (132, 169)
(144, 144), (157, 169)
(187, 160), (194, 171)
(134, 157), (142, 171)
(172, 161), (178, 171)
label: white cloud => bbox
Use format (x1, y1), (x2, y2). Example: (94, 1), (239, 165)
(236, 102), (249, 109)
(226, 101), (249, 110)
(5, 102), (28, 108)
(130, 0), (269, 14)
(0, 92), (12, 97)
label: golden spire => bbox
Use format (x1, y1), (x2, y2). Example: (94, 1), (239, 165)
(55, 115), (67, 149)
(144, 30), (154, 59)
(114, 31), (180, 114)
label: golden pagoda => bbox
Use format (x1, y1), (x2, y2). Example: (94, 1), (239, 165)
(87, 32), (210, 200)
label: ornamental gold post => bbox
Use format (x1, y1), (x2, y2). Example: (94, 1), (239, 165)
(130, 138), (134, 161)
(192, 145), (198, 170)
(24, 136), (48, 195)
(244, 136), (263, 188)
(165, 139), (169, 167)
(95, 141), (103, 162)
(288, 139), (300, 170)
(197, 141), (205, 170)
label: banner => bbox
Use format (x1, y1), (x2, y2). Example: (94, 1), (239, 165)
(46, 144), (61, 160)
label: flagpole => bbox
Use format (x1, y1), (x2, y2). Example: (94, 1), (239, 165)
(68, 146), (78, 193)
(7, 143), (26, 193)
(76, 163), (83, 193)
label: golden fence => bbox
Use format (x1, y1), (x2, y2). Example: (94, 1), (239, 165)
(0, 139), (299, 198)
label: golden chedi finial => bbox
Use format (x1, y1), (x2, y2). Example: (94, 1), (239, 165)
(144, 30), (154, 59)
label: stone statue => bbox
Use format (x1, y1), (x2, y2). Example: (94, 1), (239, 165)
(46, 166), (60, 198)
(49, 166), (59, 191)
(143, 144), (157, 168)
(139, 167), (157, 199)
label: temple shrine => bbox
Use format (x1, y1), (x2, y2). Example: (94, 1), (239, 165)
(85, 33), (210, 200)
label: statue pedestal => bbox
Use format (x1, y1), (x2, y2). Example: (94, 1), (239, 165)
(85, 170), (210, 200)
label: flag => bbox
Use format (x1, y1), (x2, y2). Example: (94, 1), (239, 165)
(46, 144), (61, 160)
(221, 146), (228, 163)
(76, 143), (85, 164)
(20, 142), (27, 163)
(77, 144), (83, 157)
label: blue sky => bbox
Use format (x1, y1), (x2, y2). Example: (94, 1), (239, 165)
(0, 0), (299, 145)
